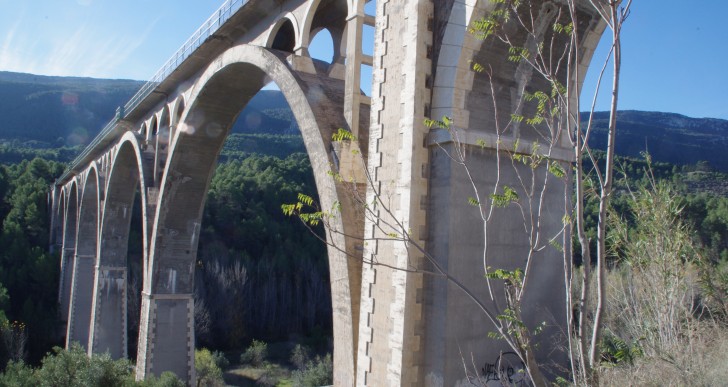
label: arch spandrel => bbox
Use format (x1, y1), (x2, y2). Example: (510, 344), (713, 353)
(139, 43), (363, 385)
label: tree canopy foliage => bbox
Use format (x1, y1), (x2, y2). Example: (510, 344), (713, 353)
(0, 158), (64, 364)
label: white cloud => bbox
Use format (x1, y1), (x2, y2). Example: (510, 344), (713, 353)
(85, 16), (161, 79)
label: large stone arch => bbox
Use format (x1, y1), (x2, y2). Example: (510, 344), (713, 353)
(89, 133), (149, 359)
(59, 182), (78, 325)
(67, 166), (100, 350)
(136, 44), (363, 385)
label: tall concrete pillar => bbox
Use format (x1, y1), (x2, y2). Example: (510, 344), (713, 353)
(357, 0), (433, 385)
(66, 253), (96, 349)
(59, 247), (75, 323)
(89, 189), (139, 358)
(136, 293), (195, 383)
(88, 266), (128, 358)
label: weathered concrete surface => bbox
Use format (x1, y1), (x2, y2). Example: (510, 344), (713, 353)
(50, 0), (607, 385)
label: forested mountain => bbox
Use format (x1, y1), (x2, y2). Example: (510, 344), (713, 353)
(0, 71), (143, 146)
(0, 71), (296, 148)
(584, 110), (728, 173)
(3, 72), (727, 171)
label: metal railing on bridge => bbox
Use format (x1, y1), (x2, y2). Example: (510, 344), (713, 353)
(56, 0), (248, 185)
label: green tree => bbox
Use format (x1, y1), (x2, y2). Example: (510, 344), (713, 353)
(194, 348), (225, 387)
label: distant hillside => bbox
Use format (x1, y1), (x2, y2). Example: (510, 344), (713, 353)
(0, 72), (297, 147)
(2, 72), (728, 173)
(583, 110), (728, 172)
(0, 71), (143, 146)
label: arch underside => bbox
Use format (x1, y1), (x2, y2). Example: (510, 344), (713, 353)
(89, 136), (148, 360)
(137, 44), (364, 385)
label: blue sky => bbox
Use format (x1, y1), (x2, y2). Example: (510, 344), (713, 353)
(0, 1), (726, 119)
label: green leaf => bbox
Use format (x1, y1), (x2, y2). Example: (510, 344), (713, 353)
(490, 186), (519, 207)
(549, 239), (563, 253)
(548, 161), (566, 178)
(471, 61), (486, 73)
(297, 193), (314, 207)
(332, 128), (357, 142)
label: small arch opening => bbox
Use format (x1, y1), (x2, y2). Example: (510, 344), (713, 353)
(365, 0), (376, 16)
(307, 0), (347, 64)
(362, 24), (375, 57)
(150, 116), (159, 137)
(309, 28), (335, 64)
(272, 19), (296, 53)
(360, 63), (373, 97)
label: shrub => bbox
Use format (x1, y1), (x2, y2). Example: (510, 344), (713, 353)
(0, 360), (38, 386)
(291, 353), (332, 387)
(194, 348), (225, 387)
(139, 372), (186, 387)
(599, 181), (728, 385)
(240, 339), (267, 367)
(0, 345), (185, 387)
(290, 344), (311, 370)
(609, 182), (701, 355)
(36, 345), (137, 387)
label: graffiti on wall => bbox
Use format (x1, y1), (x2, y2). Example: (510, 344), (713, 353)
(482, 351), (527, 386)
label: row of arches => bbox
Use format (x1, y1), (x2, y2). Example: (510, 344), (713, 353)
(268, 0), (375, 97)
(268, 0), (375, 59)
(52, 42), (364, 385)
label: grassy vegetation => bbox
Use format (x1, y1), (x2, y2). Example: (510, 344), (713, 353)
(579, 179), (728, 385)
(198, 340), (332, 387)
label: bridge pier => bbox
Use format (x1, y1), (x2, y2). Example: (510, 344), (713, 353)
(89, 266), (128, 358)
(135, 293), (195, 383)
(58, 247), (76, 323)
(66, 254), (96, 349)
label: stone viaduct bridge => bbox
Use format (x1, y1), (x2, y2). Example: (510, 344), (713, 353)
(48, 0), (605, 385)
